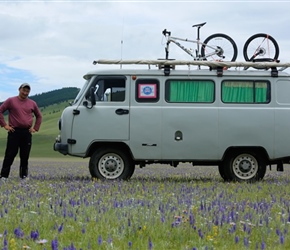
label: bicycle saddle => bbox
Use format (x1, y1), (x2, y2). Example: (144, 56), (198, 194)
(192, 22), (206, 28)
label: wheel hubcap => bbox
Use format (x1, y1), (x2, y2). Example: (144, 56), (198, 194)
(232, 154), (258, 180)
(98, 154), (124, 179)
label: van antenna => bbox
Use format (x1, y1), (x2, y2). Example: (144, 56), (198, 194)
(120, 18), (124, 69)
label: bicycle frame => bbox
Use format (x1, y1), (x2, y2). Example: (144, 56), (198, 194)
(163, 30), (222, 60)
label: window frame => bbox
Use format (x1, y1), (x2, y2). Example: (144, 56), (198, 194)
(86, 76), (127, 103)
(135, 79), (160, 103)
(221, 79), (271, 104)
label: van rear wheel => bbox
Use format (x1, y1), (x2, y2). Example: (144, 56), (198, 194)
(89, 148), (134, 180)
(224, 151), (266, 182)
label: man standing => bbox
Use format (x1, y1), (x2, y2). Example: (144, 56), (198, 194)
(0, 83), (42, 180)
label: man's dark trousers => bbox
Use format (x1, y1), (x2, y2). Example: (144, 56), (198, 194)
(0, 128), (32, 178)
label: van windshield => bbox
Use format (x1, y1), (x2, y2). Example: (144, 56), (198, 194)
(71, 79), (90, 105)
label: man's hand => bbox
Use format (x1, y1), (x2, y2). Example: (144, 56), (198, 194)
(4, 125), (14, 132)
(29, 128), (37, 133)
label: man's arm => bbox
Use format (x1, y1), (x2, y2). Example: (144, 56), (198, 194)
(0, 100), (8, 128)
(32, 103), (42, 132)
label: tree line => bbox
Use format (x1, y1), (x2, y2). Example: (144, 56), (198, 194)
(1, 87), (80, 108)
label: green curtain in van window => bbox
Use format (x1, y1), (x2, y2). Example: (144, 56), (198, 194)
(222, 81), (254, 102)
(255, 82), (268, 103)
(222, 81), (268, 103)
(169, 80), (214, 102)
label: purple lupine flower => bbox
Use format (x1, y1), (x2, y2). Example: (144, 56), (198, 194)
(261, 241), (266, 250)
(30, 230), (39, 240)
(244, 237), (249, 248)
(81, 227), (86, 234)
(3, 236), (8, 248)
(107, 235), (112, 245)
(128, 241), (132, 248)
(58, 223), (64, 233)
(98, 235), (102, 245)
(228, 224), (236, 234)
(189, 214), (194, 225)
(148, 237), (153, 250)
(198, 229), (203, 239)
(280, 234), (285, 244)
(235, 235), (239, 244)
(128, 218), (131, 226)
(14, 227), (24, 238)
(51, 238), (58, 250)
(63, 208), (67, 218)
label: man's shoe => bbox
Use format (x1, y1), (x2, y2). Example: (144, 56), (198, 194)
(0, 177), (8, 183)
(21, 176), (29, 181)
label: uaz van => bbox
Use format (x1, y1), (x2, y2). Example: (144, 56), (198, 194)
(54, 60), (290, 182)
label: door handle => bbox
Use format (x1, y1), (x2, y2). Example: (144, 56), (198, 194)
(115, 109), (129, 115)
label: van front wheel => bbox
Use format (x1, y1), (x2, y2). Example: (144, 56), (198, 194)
(224, 151), (266, 182)
(89, 148), (134, 180)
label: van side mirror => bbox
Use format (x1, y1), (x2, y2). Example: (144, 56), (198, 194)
(90, 87), (96, 106)
(83, 87), (96, 109)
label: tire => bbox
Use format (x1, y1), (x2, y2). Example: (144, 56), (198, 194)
(243, 33), (279, 63)
(224, 151), (266, 182)
(218, 165), (233, 182)
(201, 33), (238, 62)
(89, 148), (135, 180)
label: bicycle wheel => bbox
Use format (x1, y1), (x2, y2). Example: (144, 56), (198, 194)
(243, 33), (279, 61)
(201, 33), (238, 62)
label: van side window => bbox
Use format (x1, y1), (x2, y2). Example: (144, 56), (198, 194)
(222, 80), (270, 103)
(91, 78), (125, 102)
(135, 79), (159, 103)
(165, 80), (215, 103)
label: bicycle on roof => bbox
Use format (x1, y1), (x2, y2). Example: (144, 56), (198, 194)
(162, 22), (238, 62)
(243, 33), (280, 70)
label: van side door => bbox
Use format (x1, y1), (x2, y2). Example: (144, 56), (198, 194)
(70, 76), (129, 155)
(129, 78), (162, 159)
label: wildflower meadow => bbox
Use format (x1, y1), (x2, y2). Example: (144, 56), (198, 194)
(1, 159), (290, 250)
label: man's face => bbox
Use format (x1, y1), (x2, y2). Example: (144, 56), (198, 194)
(19, 87), (30, 100)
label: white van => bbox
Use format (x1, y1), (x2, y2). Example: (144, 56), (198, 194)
(54, 60), (290, 182)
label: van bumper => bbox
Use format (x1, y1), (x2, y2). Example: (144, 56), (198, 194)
(53, 142), (68, 155)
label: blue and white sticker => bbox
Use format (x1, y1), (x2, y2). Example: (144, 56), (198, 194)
(138, 84), (157, 98)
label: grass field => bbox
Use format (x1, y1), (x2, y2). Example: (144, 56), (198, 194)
(1, 160), (290, 249)
(1, 102), (290, 249)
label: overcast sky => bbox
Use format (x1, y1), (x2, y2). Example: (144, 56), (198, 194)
(1, 0), (290, 101)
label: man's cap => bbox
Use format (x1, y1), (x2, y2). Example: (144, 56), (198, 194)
(19, 83), (31, 89)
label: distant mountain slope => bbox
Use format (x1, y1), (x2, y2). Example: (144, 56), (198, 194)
(30, 87), (80, 107)
(0, 87), (80, 108)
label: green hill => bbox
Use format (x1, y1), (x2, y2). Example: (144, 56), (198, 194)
(30, 87), (79, 107)
(0, 88), (80, 158)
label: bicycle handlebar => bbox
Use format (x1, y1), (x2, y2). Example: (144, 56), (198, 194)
(162, 29), (171, 36)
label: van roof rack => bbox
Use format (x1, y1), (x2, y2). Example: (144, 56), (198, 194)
(93, 59), (290, 77)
